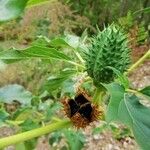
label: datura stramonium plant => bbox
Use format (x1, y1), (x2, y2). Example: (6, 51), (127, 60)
(85, 25), (131, 86)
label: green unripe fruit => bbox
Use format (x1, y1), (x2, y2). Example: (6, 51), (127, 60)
(85, 25), (131, 86)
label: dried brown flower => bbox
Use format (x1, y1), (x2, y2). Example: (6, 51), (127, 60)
(62, 91), (103, 128)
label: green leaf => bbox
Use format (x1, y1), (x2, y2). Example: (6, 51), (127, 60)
(139, 86), (150, 97)
(0, 0), (29, 22)
(0, 84), (32, 106)
(0, 45), (71, 63)
(104, 83), (125, 122)
(0, 109), (9, 122)
(50, 34), (87, 51)
(92, 122), (108, 135)
(15, 143), (26, 150)
(63, 129), (85, 150)
(13, 108), (44, 122)
(107, 66), (129, 88)
(61, 79), (76, 97)
(20, 119), (39, 131)
(106, 83), (150, 149)
(44, 69), (76, 92)
(27, 0), (52, 7)
(118, 94), (150, 150)
(50, 38), (70, 48)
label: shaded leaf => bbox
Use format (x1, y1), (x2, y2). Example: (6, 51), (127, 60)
(0, 109), (9, 122)
(106, 82), (150, 150)
(49, 131), (62, 145)
(20, 119), (40, 132)
(0, 0), (28, 22)
(44, 69), (76, 92)
(118, 94), (150, 150)
(139, 86), (150, 97)
(0, 84), (32, 106)
(103, 83), (125, 122)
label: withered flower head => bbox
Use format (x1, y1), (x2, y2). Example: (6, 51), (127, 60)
(62, 91), (103, 128)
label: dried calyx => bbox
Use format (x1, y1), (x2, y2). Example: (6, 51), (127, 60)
(62, 91), (103, 128)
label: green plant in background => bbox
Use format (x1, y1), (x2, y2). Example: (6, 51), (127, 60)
(0, 0), (150, 150)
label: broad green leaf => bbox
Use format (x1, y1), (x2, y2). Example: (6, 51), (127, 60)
(50, 38), (70, 48)
(104, 83), (125, 122)
(106, 82), (150, 149)
(107, 66), (129, 88)
(0, 0), (29, 22)
(50, 34), (87, 51)
(44, 69), (76, 92)
(118, 94), (150, 150)
(0, 84), (32, 106)
(63, 129), (85, 150)
(139, 86), (150, 97)
(0, 45), (71, 63)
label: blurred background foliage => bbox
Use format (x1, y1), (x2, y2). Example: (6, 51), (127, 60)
(0, 0), (149, 149)
(0, 0), (149, 43)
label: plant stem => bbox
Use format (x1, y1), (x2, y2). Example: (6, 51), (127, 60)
(127, 89), (149, 99)
(125, 49), (150, 75)
(93, 86), (105, 105)
(73, 49), (85, 64)
(67, 60), (85, 69)
(0, 120), (71, 149)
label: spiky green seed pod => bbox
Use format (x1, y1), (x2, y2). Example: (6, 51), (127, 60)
(85, 25), (131, 86)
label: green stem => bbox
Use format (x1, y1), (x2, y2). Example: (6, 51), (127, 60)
(0, 120), (71, 149)
(127, 89), (149, 99)
(73, 49), (85, 64)
(66, 60), (85, 69)
(125, 49), (150, 75)
(93, 86), (105, 105)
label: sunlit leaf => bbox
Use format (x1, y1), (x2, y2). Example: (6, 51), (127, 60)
(27, 0), (53, 7)
(0, 0), (29, 22)
(0, 45), (71, 63)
